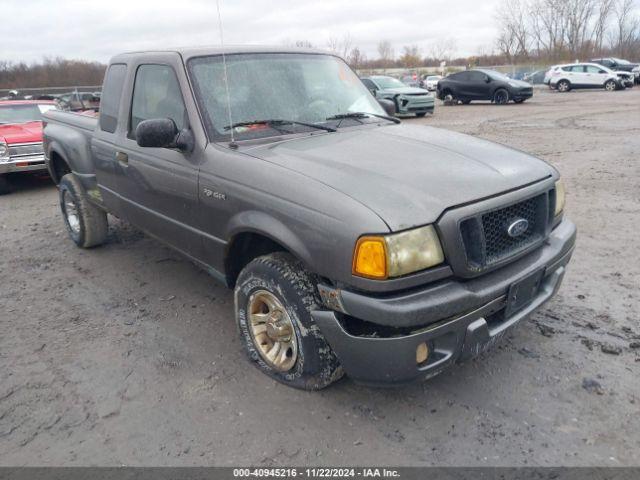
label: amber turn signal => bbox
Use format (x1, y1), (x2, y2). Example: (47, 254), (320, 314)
(352, 236), (388, 279)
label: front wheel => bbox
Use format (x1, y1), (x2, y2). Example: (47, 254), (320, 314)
(604, 79), (618, 91)
(234, 252), (343, 390)
(493, 89), (510, 105)
(59, 173), (109, 248)
(557, 80), (571, 92)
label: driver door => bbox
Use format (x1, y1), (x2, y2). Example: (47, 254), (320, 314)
(116, 56), (203, 259)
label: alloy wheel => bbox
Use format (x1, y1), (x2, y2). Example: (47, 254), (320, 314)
(63, 190), (81, 235)
(247, 290), (298, 372)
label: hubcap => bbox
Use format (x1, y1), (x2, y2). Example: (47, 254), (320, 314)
(63, 190), (81, 234)
(559, 83), (568, 92)
(247, 290), (298, 372)
(606, 82), (615, 91)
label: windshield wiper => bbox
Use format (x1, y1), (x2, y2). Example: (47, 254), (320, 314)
(326, 112), (401, 125)
(224, 119), (336, 133)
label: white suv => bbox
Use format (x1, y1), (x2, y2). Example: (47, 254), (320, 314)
(548, 63), (626, 92)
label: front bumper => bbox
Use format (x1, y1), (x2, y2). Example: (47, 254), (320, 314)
(0, 155), (47, 174)
(313, 219), (576, 386)
(397, 96), (435, 114)
(513, 89), (534, 100)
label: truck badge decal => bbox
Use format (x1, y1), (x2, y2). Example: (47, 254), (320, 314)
(203, 188), (226, 201)
(507, 218), (529, 238)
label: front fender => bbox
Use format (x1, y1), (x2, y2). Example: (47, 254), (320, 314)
(225, 210), (314, 270)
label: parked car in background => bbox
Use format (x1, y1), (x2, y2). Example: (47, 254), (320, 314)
(0, 100), (57, 194)
(361, 75), (434, 116)
(400, 74), (423, 88)
(43, 46), (575, 389)
(437, 69), (533, 105)
(590, 57), (640, 84)
(523, 70), (546, 85)
(548, 63), (630, 92)
(423, 75), (442, 91)
(55, 91), (101, 112)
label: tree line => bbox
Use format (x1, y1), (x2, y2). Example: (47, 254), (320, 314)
(0, 57), (105, 90)
(496, 0), (640, 63)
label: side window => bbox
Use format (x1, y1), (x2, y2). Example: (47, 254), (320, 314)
(99, 64), (127, 133)
(361, 78), (376, 90)
(468, 71), (486, 82)
(129, 64), (187, 138)
(586, 66), (604, 74)
(452, 72), (469, 82)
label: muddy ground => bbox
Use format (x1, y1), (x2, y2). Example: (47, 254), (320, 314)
(1, 88), (639, 466)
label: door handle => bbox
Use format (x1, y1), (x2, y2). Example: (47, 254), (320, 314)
(115, 151), (128, 166)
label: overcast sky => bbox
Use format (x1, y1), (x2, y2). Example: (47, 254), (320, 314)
(4, 0), (500, 63)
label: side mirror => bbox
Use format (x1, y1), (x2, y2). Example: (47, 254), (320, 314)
(377, 98), (396, 117)
(369, 88), (378, 97)
(485, 76), (491, 83)
(135, 118), (194, 152)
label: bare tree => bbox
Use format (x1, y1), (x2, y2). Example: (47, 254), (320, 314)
(399, 45), (421, 68)
(564, 0), (597, 57)
(529, 0), (569, 61)
(377, 40), (395, 67)
(495, 0), (530, 59)
(593, 0), (615, 56)
(610, 0), (640, 57)
(428, 37), (458, 62)
(347, 47), (366, 70)
(326, 36), (340, 54)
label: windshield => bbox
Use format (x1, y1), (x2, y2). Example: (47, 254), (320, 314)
(0, 104), (55, 124)
(373, 77), (406, 89)
(612, 58), (630, 64)
(482, 70), (511, 81)
(188, 53), (385, 141)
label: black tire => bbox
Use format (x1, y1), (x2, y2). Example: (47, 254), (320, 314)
(493, 88), (510, 104)
(59, 173), (108, 248)
(0, 175), (10, 195)
(557, 80), (571, 92)
(234, 252), (344, 390)
(415, 112), (427, 117)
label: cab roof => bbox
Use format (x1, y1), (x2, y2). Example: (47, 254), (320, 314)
(112, 45), (332, 62)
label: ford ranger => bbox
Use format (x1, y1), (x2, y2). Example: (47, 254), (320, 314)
(42, 46), (576, 389)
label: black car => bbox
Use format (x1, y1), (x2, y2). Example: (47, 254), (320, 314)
(437, 69), (533, 105)
(590, 57), (640, 84)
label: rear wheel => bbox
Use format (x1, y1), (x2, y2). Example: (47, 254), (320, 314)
(493, 88), (510, 104)
(557, 80), (571, 92)
(604, 79), (617, 91)
(0, 175), (10, 195)
(234, 252), (343, 390)
(59, 173), (108, 248)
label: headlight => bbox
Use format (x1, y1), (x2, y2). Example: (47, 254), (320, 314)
(0, 142), (10, 161)
(352, 225), (445, 279)
(554, 179), (566, 216)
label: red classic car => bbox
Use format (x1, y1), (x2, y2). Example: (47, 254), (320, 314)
(0, 100), (57, 194)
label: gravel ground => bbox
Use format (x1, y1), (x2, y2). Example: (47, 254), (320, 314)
(1, 88), (639, 467)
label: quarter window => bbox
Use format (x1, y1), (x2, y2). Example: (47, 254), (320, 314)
(129, 64), (186, 138)
(99, 64), (127, 133)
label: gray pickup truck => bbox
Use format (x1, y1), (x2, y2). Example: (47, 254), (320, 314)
(43, 46), (576, 390)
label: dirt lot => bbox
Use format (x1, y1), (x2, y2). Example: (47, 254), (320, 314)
(1, 88), (639, 467)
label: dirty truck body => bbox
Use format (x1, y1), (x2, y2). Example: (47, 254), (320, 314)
(43, 47), (576, 389)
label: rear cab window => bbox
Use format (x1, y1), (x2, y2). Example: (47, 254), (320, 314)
(99, 64), (127, 133)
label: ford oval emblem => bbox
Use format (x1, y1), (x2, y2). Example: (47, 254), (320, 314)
(507, 218), (529, 238)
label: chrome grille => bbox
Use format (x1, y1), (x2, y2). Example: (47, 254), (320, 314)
(9, 142), (44, 158)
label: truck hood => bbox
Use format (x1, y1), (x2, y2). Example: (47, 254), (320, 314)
(246, 124), (554, 231)
(0, 121), (43, 144)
